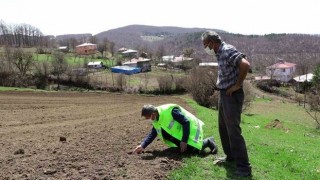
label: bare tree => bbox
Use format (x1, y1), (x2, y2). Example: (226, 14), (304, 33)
(307, 93), (320, 129)
(183, 48), (194, 58)
(11, 48), (34, 76)
(155, 45), (166, 66)
(51, 52), (68, 90)
(97, 43), (107, 57)
(108, 41), (115, 57)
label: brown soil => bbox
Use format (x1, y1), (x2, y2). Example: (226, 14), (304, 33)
(265, 119), (285, 129)
(0, 91), (195, 180)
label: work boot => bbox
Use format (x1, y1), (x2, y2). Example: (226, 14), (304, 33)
(213, 156), (235, 165)
(201, 137), (218, 154)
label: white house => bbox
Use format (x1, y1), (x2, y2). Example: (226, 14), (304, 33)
(266, 60), (296, 82)
(87, 61), (104, 69)
(199, 62), (218, 67)
(293, 73), (314, 92)
(293, 73), (314, 82)
(162, 55), (175, 62)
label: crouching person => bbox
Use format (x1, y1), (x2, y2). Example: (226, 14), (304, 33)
(133, 104), (218, 155)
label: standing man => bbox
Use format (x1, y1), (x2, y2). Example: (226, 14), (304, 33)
(201, 30), (252, 177)
(133, 104), (218, 155)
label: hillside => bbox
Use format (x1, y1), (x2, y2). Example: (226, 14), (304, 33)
(51, 25), (320, 73)
(94, 25), (225, 58)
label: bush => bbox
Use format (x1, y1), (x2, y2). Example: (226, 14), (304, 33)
(256, 79), (281, 93)
(243, 81), (254, 112)
(186, 67), (218, 108)
(157, 75), (173, 94)
(116, 74), (126, 91)
(307, 92), (320, 129)
(174, 76), (187, 94)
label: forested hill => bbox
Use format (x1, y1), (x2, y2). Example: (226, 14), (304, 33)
(94, 24), (226, 54)
(93, 25), (320, 72)
(1, 22), (319, 73)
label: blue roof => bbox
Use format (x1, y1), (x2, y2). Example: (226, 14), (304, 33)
(111, 66), (141, 75)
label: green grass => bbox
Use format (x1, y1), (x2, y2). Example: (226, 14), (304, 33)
(33, 53), (115, 66)
(168, 98), (320, 180)
(0, 86), (46, 92)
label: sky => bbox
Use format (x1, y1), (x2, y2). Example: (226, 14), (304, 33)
(1, 0), (320, 36)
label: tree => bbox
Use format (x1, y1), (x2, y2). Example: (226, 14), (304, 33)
(183, 48), (194, 58)
(312, 64), (320, 88)
(108, 41), (115, 57)
(51, 52), (68, 90)
(97, 43), (107, 57)
(11, 48), (34, 76)
(305, 64), (320, 129)
(155, 45), (166, 66)
(307, 93), (320, 129)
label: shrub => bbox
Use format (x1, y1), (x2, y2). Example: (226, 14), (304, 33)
(174, 76), (188, 94)
(307, 90), (320, 129)
(116, 74), (126, 91)
(243, 81), (254, 112)
(186, 67), (217, 108)
(157, 75), (173, 94)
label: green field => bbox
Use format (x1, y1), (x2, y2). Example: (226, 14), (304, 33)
(168, 97), (320, 180)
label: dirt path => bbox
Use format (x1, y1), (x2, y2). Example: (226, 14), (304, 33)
(0, 91), (194, 179)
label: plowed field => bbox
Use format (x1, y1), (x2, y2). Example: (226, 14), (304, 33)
(0, 91), (195, 179)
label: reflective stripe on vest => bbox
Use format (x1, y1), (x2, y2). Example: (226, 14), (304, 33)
(168, 119), (175, 129)
(194, 118), (201, 143)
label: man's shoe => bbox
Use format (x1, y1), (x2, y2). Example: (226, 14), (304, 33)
(235, 170), (252, 177)
(213, 157), (235, 165)
(201, 137), (218, 154)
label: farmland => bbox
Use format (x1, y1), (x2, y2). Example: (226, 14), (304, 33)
(0, 91), (192, 179)
(0, 90), (319, 179)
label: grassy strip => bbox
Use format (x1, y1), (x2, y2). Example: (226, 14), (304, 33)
(168, 98), (320, 179)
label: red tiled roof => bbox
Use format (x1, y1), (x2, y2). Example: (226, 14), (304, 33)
(267, 61), (296, 69)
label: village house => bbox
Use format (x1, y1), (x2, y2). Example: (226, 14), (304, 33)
(161, 55), (193, 67)
(121, 49), (138, 59)
(266, 60), (296, 82)
(292, 73), (314, 92)
(123, 57), (151, 72)
(87, 61), (105, 69)
(58, 46), (69, 53)
(75, 43), (97, 55)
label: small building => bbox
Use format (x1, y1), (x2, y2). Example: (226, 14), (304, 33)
(75, 43), (97, 55)
(162, 55), (175, 62)
(199, 62), (218, 67)
(171, 55), (193, 64)
(292, 73), (314, 92)
(87, 61), (104, 69)
(266, 60), (296, 82)
(58, 46), (69, 53)
(121, 49), (138, 58)
(123, 57), (151, 72)
(117, 47), (128, 53)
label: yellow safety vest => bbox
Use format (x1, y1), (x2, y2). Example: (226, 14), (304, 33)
(152, 104), (204, 150)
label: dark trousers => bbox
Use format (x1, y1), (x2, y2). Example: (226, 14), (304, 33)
(218, 88), (251, 172)
(162, 130), (209, 153)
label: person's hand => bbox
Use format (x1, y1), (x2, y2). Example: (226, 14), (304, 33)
(133, 145), (144, 154)
(226, 84), (241, 96)
(180, 142), (187, 152)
